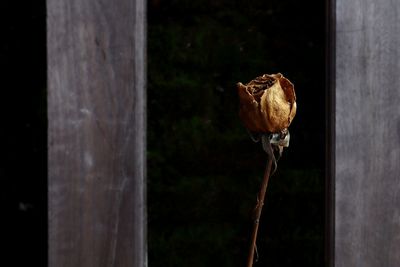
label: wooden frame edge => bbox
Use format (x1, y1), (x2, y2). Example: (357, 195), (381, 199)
(325, 0), (336, 265)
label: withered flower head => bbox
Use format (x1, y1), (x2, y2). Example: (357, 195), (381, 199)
(237, 73), (297, 133)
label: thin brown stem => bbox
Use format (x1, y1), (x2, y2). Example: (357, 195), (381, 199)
(246, 156), (273, 267)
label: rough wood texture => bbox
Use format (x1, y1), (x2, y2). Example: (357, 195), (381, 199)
(47, 0), (146, 266)
(335, 0), (400, 266)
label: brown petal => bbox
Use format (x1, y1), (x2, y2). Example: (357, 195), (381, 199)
(237, 82), (269, 132)
(237, 73), (297, 133)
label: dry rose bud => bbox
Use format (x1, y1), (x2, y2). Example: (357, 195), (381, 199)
(237, 73), (297, 133)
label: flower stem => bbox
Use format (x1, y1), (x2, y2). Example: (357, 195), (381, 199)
(246, 155), (273, 267)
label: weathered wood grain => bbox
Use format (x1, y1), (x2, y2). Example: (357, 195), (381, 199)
(47, 0), (146, 266)
(335, 0), (400, 266)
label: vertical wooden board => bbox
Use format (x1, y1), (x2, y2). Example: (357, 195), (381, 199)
(47, 0), (146, 266)
(335, 0), (400, 266)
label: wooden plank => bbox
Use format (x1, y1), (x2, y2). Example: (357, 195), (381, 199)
(47, 0), (146, 266)
(335, 0), (400, 266)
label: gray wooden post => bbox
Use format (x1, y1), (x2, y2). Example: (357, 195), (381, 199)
(47, 0), (146, 266)
(335, 0), (400, 266)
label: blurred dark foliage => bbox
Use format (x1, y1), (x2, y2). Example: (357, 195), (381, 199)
(1, 1), (47, 265)
(148, 0), (326, 266)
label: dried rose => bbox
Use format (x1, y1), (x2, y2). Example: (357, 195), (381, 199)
(237, 73), (297, 133)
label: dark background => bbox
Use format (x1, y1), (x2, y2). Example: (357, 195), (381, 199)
(148, 0), (326, 266)
(1, 1), (47, 266)
(2, 0), (325, 266)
